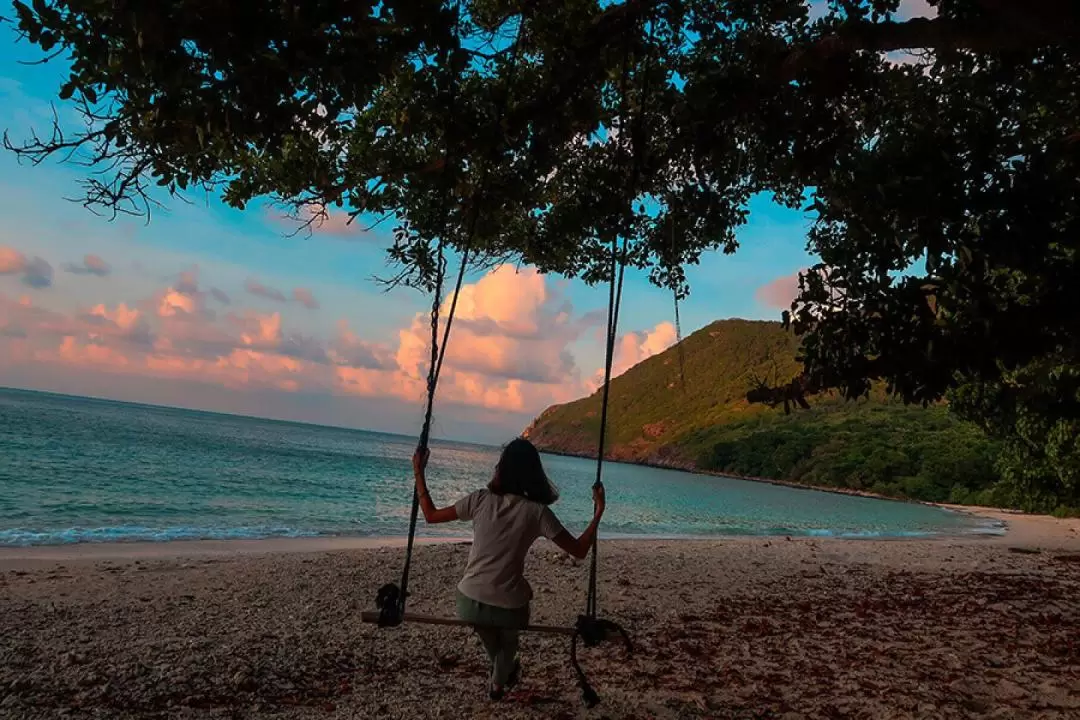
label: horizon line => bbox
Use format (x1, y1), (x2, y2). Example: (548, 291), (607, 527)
(0, 385), (501, 450)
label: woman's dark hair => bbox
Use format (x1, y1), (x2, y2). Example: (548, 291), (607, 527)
(489, 437), (559, 505)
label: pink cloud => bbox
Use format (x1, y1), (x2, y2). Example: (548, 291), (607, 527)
(268, 204), (368, 238)
(588, 321), (678, 389)
(245, 277), (287, 303)
(63, 254), (112, 277)
(1, 292), (83, 339)
(157, 288), (197, 317)
(393, 266), (590, 410)
(0, 246), (52, 288)
(755, 269), (804, 310)
(292, 287), (319, 310)
(177, 267), (200, 295)
(300, 204), (363, 236)
(0, 264), (616, 418)
(388, 265), (622, 412)
(308, 209), (360, 235)
(329, 319), (394, 370)
(53, 335), (130, 368)
(616, 322), (677, 375)
(90, 303), (141, 332)
(0, 246), (25, 274)
(152, 268), (217, 321)
(235, 311), (282, 346)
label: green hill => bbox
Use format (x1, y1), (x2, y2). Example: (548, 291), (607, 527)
(524, 319), (1004, 505)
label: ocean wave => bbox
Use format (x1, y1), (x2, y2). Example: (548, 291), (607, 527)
(598, 523), (943, 539)
(0, 525), (324, 547)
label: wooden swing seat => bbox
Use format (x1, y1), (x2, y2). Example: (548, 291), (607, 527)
(360, 611), (577, 636)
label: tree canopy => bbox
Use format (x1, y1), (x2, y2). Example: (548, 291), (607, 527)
(4, 0), (1079, 508)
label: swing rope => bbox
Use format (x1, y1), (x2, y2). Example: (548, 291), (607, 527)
(390, 237), (471, 625)
(671, 218), (686, 390)
(376, 10), (526, 629)
(570, 9), (656, 707)
(582, 0), (656, 623)
(585, 236), (628, 619)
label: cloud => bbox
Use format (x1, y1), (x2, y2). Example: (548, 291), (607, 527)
(397, 266), (582, 386)
(0, 246), (26, 274)
(233, 310), (282, 346)
(0, 265), (621, 419)
(329, 319), (395, 370)
(618, 322), (678, 374)
(151, 267), (218, 321)
(84, 303), (154, 346)
(2, 293), (153, 351)
(810, 1), (935, 22)
(0, 246), (52, 289)
(590, 321), (678, 388)
(21, 256), (53, 288)
(271, 204), (366, 237)
(246, 278), (319, 310)
(157, 288), (198, 317)
(292, 287), (319, 310)
(177, 267), (200, 295)
(306, 207), (362, 236)
(898, 0), (936, 20)
(210, 287), (231, 305)
(55, 335), (131, 368)
(756, 269), (804, 310)
(382, 265), (611, 412)
(63, 254), (112, 277)
(90, 303), (141, 332)
(245, 277), (287, 303)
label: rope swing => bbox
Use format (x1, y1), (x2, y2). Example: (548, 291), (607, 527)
(365, 6), (658, 709)
(376, 9), (521, 629)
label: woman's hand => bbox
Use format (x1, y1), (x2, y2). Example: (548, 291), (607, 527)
(552, 482), (608, 559)
(592, 482), (606, 516)
(410, 446), (459, 525)
(412, 447), (430, 474)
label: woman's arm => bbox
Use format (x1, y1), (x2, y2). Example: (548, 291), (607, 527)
(551, 483), (606, 559)
(413, 447), (459, 524)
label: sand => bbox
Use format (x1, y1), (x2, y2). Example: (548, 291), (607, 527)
(1, 509), (1078, 720)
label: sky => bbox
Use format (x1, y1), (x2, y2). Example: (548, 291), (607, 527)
(0, 1), (931, 444)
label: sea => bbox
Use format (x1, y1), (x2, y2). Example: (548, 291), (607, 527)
(0, 387), (1000, 547)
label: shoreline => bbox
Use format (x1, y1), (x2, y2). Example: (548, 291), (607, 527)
(0, 535), (472, 565)
(2, 505), (1078, 567)
(537, 445), (1033, 511)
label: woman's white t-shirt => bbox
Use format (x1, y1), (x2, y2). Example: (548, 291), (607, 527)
(454, 489), (566, 609)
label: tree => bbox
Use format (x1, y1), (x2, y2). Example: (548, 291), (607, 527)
(4, 0), (1079, 508)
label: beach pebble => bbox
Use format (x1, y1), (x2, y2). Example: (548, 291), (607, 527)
(1, 534), (1078, 718)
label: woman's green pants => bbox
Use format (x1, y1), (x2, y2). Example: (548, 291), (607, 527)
(455, 591), (530, 687)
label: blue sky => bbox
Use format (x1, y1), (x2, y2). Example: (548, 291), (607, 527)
(0, 9), (821, 443)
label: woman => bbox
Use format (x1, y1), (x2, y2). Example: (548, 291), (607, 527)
(412, 437), (606, 700)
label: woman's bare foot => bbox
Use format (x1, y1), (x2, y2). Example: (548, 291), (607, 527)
(489, 659), (521, 701)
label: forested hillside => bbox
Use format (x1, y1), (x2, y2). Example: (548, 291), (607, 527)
(525, 320), (1006, 506)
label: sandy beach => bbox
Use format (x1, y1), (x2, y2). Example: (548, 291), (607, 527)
(1, 510), (1078, 720)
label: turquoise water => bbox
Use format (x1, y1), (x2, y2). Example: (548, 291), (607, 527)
(0, 388), (995, 546)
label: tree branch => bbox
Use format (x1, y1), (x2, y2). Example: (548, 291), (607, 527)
(785, 4), (1080, 76)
